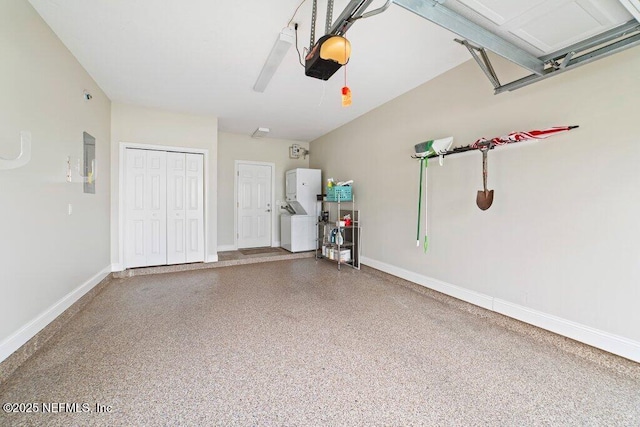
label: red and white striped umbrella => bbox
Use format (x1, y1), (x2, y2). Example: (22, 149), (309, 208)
(471, 126), (578, 149)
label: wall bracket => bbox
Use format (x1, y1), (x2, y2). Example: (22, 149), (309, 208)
(0, 131), (31, 170)
(454, 39), (500, 89)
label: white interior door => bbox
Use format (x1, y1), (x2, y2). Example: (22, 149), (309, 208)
(124, 149), (167, 268)
(185, 153), (204, 262)
(237, 163), (272, 249)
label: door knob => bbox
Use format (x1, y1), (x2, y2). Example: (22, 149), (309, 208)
(266, 209), (271, 212)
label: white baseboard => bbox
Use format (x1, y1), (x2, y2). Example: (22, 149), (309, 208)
(361, 257), (493, 311)
(361, 256), (640, 363)
(111, 263), (124, 272)
(493, 299), (640, 363)
(0, 265), (112, 363)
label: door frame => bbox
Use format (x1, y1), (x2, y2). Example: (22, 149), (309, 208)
(234, 160), (276, 249)
(118, 142), (209, 270)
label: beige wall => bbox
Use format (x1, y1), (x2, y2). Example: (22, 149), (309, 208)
(310, 48), (640, 359)
(110, 103), (218, 266)
(0, 0), (111, 360)
(217, 132), (310, 249)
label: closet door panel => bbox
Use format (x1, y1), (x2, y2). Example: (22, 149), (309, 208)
(125, 149), (167, 268)
(185, 153), (205, 262)
(167, 152), (187, 265)
(124, 149), (148, 268)
(145, 150), (167, 266)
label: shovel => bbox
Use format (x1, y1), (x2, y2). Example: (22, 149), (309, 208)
(416, 157), (424, 246)
(476, 146), (494, 210)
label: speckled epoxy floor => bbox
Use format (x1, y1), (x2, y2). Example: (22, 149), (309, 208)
(1, 258), (639, 426)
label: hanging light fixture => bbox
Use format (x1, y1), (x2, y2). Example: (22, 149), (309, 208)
(319, 35), (351, 65)
(305, 34), (352, 80)
(305, 0), (352, 80)
(305, 0), (391, 81)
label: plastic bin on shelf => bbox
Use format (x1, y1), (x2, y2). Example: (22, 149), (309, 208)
(326, 186), (352, 202)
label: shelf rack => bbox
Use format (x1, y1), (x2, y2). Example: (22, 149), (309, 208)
(316, 191), (360, 270)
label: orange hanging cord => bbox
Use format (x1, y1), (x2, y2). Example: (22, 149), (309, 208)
(341, 36), (352, 107)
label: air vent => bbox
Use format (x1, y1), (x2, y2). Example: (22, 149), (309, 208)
(251, 127), (270, 138)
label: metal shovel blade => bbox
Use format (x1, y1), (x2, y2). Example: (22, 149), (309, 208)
(476, 189), (494, 210)
(476, 147), (494, 210)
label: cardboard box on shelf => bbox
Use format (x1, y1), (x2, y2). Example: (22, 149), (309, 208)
(323, 247), (351, 262)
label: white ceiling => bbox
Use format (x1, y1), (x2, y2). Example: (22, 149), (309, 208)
(28, 0), (634, 142)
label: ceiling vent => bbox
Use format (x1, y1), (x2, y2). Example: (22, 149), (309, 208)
(251, 127), (270, 138)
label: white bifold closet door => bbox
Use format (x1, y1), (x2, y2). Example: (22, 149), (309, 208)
(167, 152), (204, 264)
(125, 148), (204, 269)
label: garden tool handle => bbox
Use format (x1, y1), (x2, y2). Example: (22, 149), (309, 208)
(481, 147), (488, 192)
